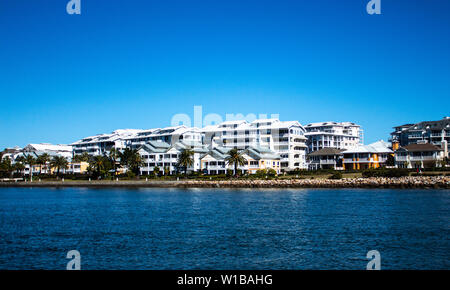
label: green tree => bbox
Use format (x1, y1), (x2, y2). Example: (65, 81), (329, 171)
(108, 147), (119, 175)
(118, 148), (142, 175)
(73, 152), (90, 163)
(386, 154), (395, 167)
(0, 156), (14, 178)
(50, 156), (69, 176)
(225, 148), (246, 176)
(36, 153), (51, 174)
(153, 166), (160, 177)
(24, 155), (36, 179)
(88, 155), (112, 178)
(176, 149), (194, 176)
(14, 156), (26, 177)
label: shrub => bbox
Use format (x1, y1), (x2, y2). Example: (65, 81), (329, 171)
(126, 171), (136, 179)
(329, 172), (343, 179)
(362, 168), (409, 178)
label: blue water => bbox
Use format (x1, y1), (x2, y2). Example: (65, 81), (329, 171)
(0, 187), (449, 270)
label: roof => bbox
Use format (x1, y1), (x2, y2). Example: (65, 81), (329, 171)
(72, 129), (142, 145)
(24, 143), (73, 152)
(308, 148), (346, 156)
(244, 146), (280, 160)
(343, 140), (393, 154)
(399, 143), (443, 152)
(402, 117), (450, 132)
(305, 121), (360, 127)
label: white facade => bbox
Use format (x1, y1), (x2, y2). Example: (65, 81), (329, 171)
(138, 140), (208, 175)
(200, 146), (282, 175)
(126, 126), (203, 150)
(304, 121), (363, 153)
(72, 129), (142, 156)
(202, 119), (308, 171)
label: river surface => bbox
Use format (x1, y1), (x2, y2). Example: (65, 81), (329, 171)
(0, 187), (449, 269)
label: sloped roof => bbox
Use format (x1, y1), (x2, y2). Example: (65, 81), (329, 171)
(399, 143), (443, 152)
(403, 117), (450, 132)
(308, 148), (346, 156)
(343, 140), (392, 154)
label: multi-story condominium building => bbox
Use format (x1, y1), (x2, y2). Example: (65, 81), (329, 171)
(138, 140), (208, 175)
(304, 121), (363, 153)
(395, 143), (445, 169)
(72, 129), (142, 156)
(23, 143), (73, 159)
(342, 140), (393, 170)
(307, 148), (345, 170)
(200, 146), (281, 175)
(5, 143), (75, 175)
(126, 125), (203, 150)
(202, 118), (308, 171)
(390, 117), (450, 157)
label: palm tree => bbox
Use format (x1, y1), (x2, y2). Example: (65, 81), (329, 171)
(108, 147), (118, 175)
(89, 155), (108, 177)
(0, 156), (14, 178)
(36, 153), (50, 174)
(24, 154), (36, 180)
(14, 156), (26, 177)
(50, 156), (69, 176)
(225, 148), (246, 176)
(176, 149), (194, 176)
(127, 150), (144, 175)
(74, 152), (90, 163)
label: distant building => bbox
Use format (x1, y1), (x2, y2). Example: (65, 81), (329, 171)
(304, 121), (363, 153)
(343, 140), (393, 170)
(72, 129), (142, 156)
(390, 117), (450, 157)
(126, 126), (203, 150)
(307, 148), (345, 170)
(395, 143), (445, 169)
(138, 140), (208, 175)
(202, 118), (308, 171)
(200, 146), (281, 175)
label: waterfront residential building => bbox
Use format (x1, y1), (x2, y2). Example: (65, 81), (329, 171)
(342, 140), (393, 170)
(202, 118), (308, 171)
(138, 140), (209, 175)
(126, 126), (203, 150)
(72, 129), (142, 156)
(395, 144), (445, 169)
(14, 144), (74, 175)
(200, 146), (281, 175)
(304, 121), (363, 153)
(390, 117), (450, 157)
(307, 148), (345, 170)
(23, 143), (73, 159)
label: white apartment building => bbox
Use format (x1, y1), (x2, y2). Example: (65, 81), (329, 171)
(200, 146), (282, 175)
(304, 121), (363, 153)
(126, 125), (203, 150)
(138, 140), (208, 175)
(71, 129), (142, 156)
(202, 118), (308, 171)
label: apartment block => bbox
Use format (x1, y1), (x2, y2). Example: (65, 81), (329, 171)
(202, 118), (308, 171)
(390, 116), (450, 157)
(304, 121), (362, 153)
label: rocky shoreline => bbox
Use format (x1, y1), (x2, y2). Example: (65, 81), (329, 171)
(0, 176), (449, 189)
(179, 176), (450, 189)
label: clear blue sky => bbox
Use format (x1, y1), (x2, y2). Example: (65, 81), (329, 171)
(0, 0), (449, 149)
